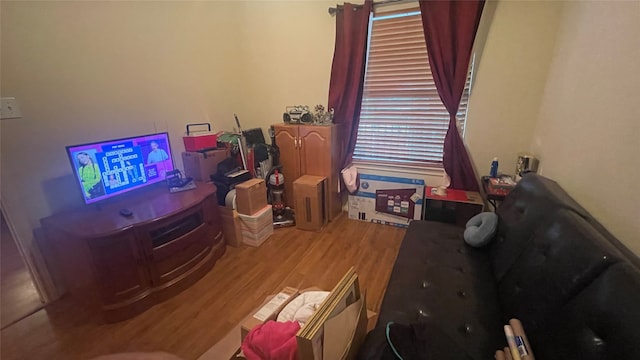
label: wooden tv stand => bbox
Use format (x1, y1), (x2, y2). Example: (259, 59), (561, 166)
(40, 182), (225, 322)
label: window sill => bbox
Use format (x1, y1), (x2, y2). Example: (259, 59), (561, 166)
(352, 160), (445, 178)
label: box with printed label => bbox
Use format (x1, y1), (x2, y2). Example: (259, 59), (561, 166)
(182, 149), (228, 181)
(240, 287), (299, 341)
(348, 173), (425, 227)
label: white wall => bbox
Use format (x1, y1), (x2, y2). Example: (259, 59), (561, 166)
(531, 0), (640, 254)
(468, 0), (640, 254)
(0, 0), (339, 298)
(233, 1), (337, 132)
(466, 0), (562, 178)
(1, 1), (244, 297)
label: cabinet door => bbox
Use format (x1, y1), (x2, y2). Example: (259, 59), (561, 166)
(300, 125), (343, 221)
(274, 125), (300, 207)
(299, 126), (332, 177)
(88, 232), (152, 306)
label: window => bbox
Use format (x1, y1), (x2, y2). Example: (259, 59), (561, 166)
(353, 7), (473, 167)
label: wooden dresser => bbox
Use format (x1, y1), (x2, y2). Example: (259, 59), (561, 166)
(273, 123), (343, 221)
(40, 182), (225, 322)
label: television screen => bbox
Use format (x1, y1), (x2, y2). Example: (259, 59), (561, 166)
(67, 132), (175, 204)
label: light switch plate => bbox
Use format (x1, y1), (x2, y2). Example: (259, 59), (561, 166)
(1, 97), (22, 119)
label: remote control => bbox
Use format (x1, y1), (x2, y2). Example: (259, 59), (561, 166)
(119, 208), (133, 217)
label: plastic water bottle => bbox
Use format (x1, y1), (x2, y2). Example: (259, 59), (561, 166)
(490, 157), (499, 178)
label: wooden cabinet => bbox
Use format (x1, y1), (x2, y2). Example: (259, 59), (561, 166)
(275, 126), (299, 206)
(273, 124), (343, 221)
(88, 231), (152, 307)
(40, 182), (225, 322)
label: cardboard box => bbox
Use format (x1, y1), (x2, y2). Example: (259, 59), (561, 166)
(294, 175), (327, 231)
(240, 287), (300, 341)
(218, 206), (242, 247)
(197, 288), (378, 360)
(237, 205), (273, 247)
(182, 149), (228, 181)
(348, 173), (425, 227)
(235, 179), (267, 216)
(296, 267), (367, 360)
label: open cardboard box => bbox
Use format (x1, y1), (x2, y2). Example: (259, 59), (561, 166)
(199, 277), (377, 360)
(240, 287), (300, 342)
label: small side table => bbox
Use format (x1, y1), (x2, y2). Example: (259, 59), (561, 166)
(481, 176), (513, 211)
(423, 187), (484, 226)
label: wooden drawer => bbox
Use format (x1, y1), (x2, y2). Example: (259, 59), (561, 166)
(152, 222), (208, 261)
(151, 226), (221, 284)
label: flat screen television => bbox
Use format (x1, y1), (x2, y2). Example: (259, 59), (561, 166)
(66, 132), (175, 204)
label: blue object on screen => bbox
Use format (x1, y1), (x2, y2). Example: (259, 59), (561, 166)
(66, 132), (175, 204)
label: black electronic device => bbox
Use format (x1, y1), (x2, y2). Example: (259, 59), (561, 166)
(165, 169), (193, 188)
(210, 168), (251, 186)
(253, 143), (269, 165)
(210, 167), (252, 206)
(242, 128), (266, 146)
(283, 105), (313, 124)
(66, 132), (175, 205)
(300, 112), (313, 123)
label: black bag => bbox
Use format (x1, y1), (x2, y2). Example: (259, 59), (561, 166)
(357, 322), (474, 360)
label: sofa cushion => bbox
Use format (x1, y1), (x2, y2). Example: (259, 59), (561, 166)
(497, 210), (623, 333)
(529, 262), (640, 359)
(376, 221), (504, 359)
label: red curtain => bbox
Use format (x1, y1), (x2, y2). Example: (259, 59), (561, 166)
(419, 0), (485, 192)
(328, 1), (372, 168)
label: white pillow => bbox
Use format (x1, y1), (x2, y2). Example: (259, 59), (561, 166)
(276, 291), (330, 326)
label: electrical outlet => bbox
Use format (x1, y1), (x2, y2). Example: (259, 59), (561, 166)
(1, 97), (22, 119)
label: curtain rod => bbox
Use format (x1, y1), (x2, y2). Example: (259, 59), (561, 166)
(328, 0), (407, 15)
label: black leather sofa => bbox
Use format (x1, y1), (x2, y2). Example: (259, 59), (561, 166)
(359, 173), (640, 359)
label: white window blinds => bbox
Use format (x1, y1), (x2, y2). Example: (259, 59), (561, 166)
(353, 8), (472, 166)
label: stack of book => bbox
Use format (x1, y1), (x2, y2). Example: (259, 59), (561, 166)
(494, 319), (535, 360)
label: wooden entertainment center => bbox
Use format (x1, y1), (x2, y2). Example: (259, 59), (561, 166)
(40, 181), (225, 322)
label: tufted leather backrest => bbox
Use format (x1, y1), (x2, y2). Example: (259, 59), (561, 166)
(490, 174), (587, 281)
(530, 262), (640, 359)
(497, 210), (623, 332)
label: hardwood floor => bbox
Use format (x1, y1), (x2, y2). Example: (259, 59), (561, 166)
(0, 214), (405, 360)
(1, 214), (43, 329)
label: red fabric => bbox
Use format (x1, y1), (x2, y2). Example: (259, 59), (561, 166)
(328, 1), (372, 168)
(419, 0), (485, 192)
(241, 320), (301, 360)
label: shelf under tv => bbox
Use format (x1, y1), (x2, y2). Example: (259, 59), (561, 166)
(40, 181), (225, 322)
